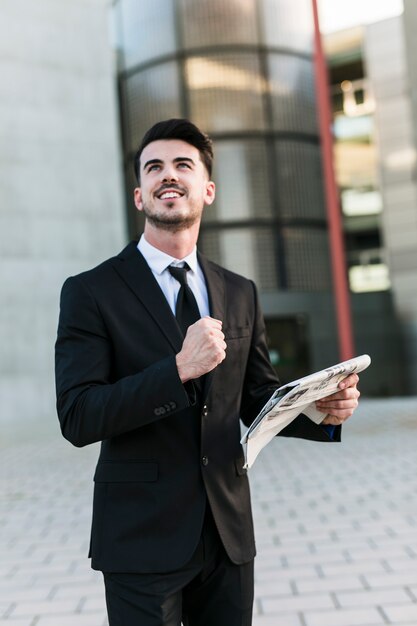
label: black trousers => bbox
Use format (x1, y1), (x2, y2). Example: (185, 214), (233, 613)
(103, 506), (254, 626)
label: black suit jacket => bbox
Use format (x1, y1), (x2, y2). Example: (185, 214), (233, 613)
(55, 241), (339, 573)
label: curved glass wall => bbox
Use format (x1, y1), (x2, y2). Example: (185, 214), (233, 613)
(114, 0), (331, 293)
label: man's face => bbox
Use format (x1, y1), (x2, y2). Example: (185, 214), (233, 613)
(134, 139), (215, 233)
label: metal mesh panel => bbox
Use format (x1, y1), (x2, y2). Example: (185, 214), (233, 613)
(259, 0), (314, 53)
(122, 160), (145, 237)
(118, 0), (176, 68)
(133, 209), (146, 238)
(283, 227), (331, 291)
(268, 54), (318, 134)
(186, 53), (266, 132)
(254, 228), (279, 291)
(199, 227), (279, 291)
(198, 229), (222, 265)
(275, 141), (326, 220)
(204, 139), (272, 223)
(179, 0), (259, 48)
(122, 62), (182, 153)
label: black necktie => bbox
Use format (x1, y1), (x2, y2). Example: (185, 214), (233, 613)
(168, 264), (201, 336)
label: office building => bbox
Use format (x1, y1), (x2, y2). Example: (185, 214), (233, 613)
(113, 0), (402, 393)
(2, 0), (415, 424)
(325, 0), (417, 392)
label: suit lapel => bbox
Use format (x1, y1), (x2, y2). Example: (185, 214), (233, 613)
(198, 252), (226, 399)
(111, 243), (227, 399)
(198, 252), (226, 322)
(111, 242), (184, 353)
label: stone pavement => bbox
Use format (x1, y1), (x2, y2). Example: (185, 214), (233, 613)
(1, 398), (417, 626)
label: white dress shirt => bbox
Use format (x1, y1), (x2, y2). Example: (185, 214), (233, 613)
(137, 235), (210, 318)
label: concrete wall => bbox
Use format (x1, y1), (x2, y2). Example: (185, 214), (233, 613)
(0, 0), (126, 424)
(400, 0), (417, 390)
(365, 14), (417, 392)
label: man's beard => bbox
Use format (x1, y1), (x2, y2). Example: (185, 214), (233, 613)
(142, 200), (202, 233)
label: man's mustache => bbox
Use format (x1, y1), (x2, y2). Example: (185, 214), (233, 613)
(154, 183), (187, 197)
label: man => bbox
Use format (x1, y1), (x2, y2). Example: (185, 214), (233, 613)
(55, 119), (360, 626)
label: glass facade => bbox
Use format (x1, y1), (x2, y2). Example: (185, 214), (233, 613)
(327, 36), (390, 293)
(118, 0), (177, 67)
(186, 54), (266, 132)
(208, 139), (273, 222)
(274, 141), (326, 220)
(259, 0), (314, 52)
(114, 0), (331, 295)
(123, 63), (182, 153)
(268, 55), (317, 133)
(179, 0), (259, 47)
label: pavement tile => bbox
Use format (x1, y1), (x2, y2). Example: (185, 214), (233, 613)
(9, 600), (78, 618)
(0, 587), (53, 602)
(0, 617), (33, 626)
(382, 603), (417, 622)
(30, 573), (98, 585)
(254, 565), (318, 580)
(295, 575), (366, 594)
(0, 606), (11, 620)
(321, 560), (388, 576)
(82, 595), (107, 612)
(1, 398), (417, 625)
(260, 592), (334, 613)
(284, 550), (350, 566)
(365, 572), (417, 589)
(254, 579), (292, 595)
(336, 587), (411, 608)
(347, 546), (411, 561)
(253, 615), (302, 626)
(384, 556), (417, 572)
(303, 607), (385, 626)
(35, 614), (107, 626)
(52, 583), (104, 601)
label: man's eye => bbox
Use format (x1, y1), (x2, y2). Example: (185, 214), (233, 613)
(148, 165), (160, 172)
(178, 162), (191, 169)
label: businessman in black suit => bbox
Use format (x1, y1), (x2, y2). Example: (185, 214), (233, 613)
(55, 119), (360, 626)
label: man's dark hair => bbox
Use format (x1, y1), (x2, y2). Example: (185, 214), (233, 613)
(133, 118), (214, 183)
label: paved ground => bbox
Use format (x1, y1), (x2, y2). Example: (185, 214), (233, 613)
(1, 397), (417, 626)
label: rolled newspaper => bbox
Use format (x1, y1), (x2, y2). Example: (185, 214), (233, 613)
(241, 354), (371, 469)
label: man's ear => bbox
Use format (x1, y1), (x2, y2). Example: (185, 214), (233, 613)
(204, 181), (216, 206)
(134, 187), (143, 212)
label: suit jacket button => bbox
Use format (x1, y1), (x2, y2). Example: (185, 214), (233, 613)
(202, 456), (209, 466)
(202, 405), (208, 417)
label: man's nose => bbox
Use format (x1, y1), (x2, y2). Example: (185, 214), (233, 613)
(162, 166), (179, 182)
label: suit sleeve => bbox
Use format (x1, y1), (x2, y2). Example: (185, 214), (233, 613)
(55, 276), (191, 447)
(239, 281), (340, 443)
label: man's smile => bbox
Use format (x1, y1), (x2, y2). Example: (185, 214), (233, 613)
(155, 186), (186, 200)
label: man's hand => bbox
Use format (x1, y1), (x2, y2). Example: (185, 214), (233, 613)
(316, 373), (360, 426)
(176, 317), (226, 383)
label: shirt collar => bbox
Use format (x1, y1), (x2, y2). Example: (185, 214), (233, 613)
(138, 235), (199, 276)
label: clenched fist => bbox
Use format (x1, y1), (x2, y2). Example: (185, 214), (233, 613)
(176, 317), (227, 383)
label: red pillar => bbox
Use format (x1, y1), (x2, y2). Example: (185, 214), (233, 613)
(311, 0), (355, 360)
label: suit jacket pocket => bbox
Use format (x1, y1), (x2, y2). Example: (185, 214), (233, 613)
(94, 461), (158, 483)
(224, 326), (250, 340)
